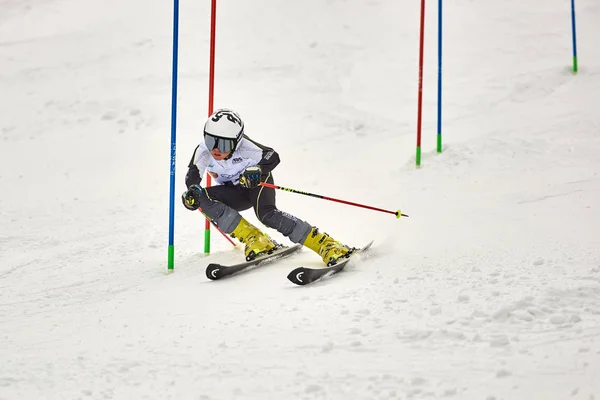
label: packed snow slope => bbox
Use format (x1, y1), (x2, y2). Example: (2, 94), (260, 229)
(1, 0), (599, 399)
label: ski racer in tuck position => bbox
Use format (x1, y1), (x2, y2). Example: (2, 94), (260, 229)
(182, 108), (352, 265)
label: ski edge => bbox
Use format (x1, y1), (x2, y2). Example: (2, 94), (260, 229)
(206, 244), (303, 281)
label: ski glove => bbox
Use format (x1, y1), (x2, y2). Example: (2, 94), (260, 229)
(239, 165), (262, 189)
(182, 185), (203, 211)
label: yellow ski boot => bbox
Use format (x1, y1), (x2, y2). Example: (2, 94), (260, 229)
(230, 217), (277, 261)
(303, 227), (350, 266)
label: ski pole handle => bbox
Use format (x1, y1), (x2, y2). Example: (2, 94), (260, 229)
(259, 182), (408, 218)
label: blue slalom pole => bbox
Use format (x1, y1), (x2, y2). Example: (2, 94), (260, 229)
(570, 0), (578, 72)
(436, 0), (443, 153)
(168, 0), (180, 271)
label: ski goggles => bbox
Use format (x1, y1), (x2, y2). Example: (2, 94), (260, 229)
(204, 133), (237, 153)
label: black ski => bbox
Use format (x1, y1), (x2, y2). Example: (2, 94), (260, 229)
(287, 241), (374, 286)
(206, 244), (303, 280)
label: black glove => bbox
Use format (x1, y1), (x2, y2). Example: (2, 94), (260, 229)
(239, 165), (262, 189)
(182, 185), (203, 211)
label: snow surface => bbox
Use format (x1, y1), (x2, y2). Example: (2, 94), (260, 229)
(1, 0), (600, 399)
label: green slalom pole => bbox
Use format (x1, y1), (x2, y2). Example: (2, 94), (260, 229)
(204, 229), (211, 252)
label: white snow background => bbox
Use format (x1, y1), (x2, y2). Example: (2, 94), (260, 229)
(1, 0), (600, 399)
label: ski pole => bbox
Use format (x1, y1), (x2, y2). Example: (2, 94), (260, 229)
(198, 209), (237, 247)
(259, 182), (408, 218)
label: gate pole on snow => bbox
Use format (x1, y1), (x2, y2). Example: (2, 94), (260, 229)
(415, 0), (426, 167)
(436, 0), (443, 153)
(203, 0), (218, 253)
(167, 0), (180, 271)
(570, 0), (578, 73)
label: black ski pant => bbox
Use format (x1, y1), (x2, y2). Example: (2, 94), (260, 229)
(196, 172), (312, 244)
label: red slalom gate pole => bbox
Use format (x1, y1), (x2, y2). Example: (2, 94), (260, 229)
(204, 0), (218, 253)
(259, 182), (408, 218)
(416, 0), (426, 167)
(198, 208), (236, 247)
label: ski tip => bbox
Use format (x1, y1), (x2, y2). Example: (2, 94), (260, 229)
(358, 240), (375, 253)
(287, 267), (310, 286)
(206, 264), (221, 280)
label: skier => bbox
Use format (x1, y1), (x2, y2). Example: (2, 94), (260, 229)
(182, 108), (351, 265)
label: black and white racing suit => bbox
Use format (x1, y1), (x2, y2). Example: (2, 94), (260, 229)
(185, 135), (312, 244)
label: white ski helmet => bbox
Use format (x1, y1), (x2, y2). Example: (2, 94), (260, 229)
(203, 108), (244, 153)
